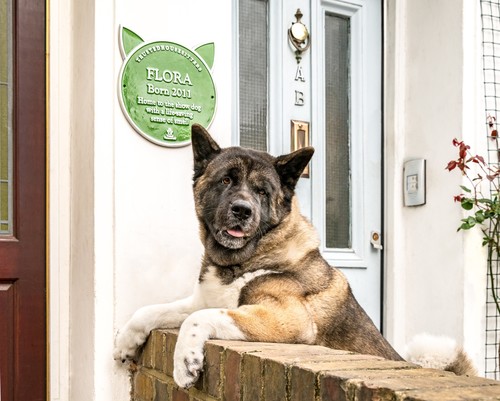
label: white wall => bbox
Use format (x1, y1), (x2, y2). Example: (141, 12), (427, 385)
(49, 1), (491, 399)
(114, 0), (234, 324)
(50, 0), (235, 400)
(112, 1), (234, 398)
(384, 0), (487, 373)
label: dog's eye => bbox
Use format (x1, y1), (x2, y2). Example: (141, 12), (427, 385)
(222, 177), (231, 185)
(257, 188), (266, 196)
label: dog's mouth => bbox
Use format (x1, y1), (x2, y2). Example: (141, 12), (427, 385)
(211, 225), (253, 249)
(225, 227), (245, 238)
(209, 201), (261, 250)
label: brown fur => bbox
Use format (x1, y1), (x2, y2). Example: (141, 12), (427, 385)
(191, 124), (475, 373)
(444, 348), (477, 376)
(115, 124), (474, 389)
(191, 123), (404, 362)
(224, 197), (403, 360)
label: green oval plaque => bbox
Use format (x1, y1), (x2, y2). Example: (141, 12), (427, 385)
(118, 28), (217, 147)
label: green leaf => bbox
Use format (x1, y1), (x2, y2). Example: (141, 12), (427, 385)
(485, 210), (496, 218)
(120, 26), (144, 58)
(460, 185), (472, 193)
(467, 216), (477, 226)
(483, 236), (494, 246)
(459, 222), (473, 230)
(475, 211), (486, 223)
(461, 198), (474, 210)
(195, 42), (215, 69)
(477, 198), (493, 205)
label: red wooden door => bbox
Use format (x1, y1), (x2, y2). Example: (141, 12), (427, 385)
(0, 0), (47, 400)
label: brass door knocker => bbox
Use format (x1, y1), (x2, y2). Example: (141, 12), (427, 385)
(288, 9), (310, 63)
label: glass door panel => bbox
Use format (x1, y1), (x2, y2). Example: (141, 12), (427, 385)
(238, 0), (268, 151)
(325, 13), (351, 249)
(0, 0), (12, 235)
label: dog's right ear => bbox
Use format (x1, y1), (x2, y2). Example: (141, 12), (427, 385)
(191, 124), (221, 179)
(275, 147), (315, 191)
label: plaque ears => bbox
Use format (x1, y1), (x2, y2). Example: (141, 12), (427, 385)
(288, 9), (310, 64)
(195, 43), (215, 70)
(119, 26), (144, 59)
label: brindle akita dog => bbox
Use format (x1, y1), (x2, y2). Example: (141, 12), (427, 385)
(114, 124), (474, 388)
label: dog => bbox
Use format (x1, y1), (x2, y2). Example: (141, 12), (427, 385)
(114, 124), (476, 388)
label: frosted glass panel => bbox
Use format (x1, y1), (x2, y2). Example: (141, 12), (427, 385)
(239, 0), (268, 151)
(325, 13), (351, 249)
(0, 0), (12, 235)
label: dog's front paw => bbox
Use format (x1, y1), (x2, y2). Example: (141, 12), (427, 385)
(173, 345), (205, 389)
(173, 317), (208, 388)
(113, 324), (148, 363)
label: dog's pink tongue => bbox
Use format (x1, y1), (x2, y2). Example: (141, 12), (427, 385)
(227, 228), (245, 238)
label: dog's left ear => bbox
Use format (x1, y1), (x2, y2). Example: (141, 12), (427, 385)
(191, 124), (221, 179)
(275, 147), (315, 190)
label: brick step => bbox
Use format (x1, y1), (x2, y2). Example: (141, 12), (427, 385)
(132, 329), (500, 401)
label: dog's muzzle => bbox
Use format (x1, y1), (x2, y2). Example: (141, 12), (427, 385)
(211, 198), (260, 249)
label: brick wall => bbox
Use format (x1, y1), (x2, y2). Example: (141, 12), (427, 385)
(132, 329), (500, 401)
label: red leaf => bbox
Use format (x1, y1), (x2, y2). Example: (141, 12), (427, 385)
(459, 143), (470, 159)
(457, 161), (469, 172)
(446, 160), (457, 171)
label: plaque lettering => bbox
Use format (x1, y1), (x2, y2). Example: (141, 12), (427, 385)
(295, 90), (305, 106)
(118, 27), (217, 147)
(295, 65), (305, 82)
(146, 67), (193, 86)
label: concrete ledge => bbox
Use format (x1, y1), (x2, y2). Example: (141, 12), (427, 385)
(132, 329), (500, 401)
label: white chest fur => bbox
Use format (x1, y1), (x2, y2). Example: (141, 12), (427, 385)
(194, 266), (277, 309)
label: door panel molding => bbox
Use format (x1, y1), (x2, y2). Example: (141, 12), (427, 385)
(0, 0), (47, 399)
(311, 0), (382, 325)
(312, 1), (369, 269)
(237, 0), (382, 326)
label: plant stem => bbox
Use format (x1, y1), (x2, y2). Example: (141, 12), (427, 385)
(488, 218), (500, 317)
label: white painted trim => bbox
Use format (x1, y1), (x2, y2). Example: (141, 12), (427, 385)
(461, 0), (488, 375)
(48, 0), (72, 399)
(310, 0), (325, 240)
(383, 0), (408, 353)
(312, 1), (371, 270)
(94, 0), (119, 398)
(231, 0), (240, 146)
(309, 0), (383, 327)
(268, 0), (284, 156)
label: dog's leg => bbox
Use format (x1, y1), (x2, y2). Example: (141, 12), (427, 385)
(173, 300), (316, 388)
(114, 295), (199, 362)
(173, 308), (246, 388)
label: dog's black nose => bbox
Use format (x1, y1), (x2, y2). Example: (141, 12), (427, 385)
(231, 200), (252, 220)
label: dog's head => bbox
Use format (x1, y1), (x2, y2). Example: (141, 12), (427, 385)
(190, 124), (314, 265)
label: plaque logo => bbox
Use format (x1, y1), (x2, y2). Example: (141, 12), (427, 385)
(118, 26), (217, 147)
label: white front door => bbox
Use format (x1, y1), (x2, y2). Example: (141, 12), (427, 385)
(236, 0), (382, 328)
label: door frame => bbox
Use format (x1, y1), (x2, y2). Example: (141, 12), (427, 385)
(0, 0), (47, 399)
(311, 0), (383, 327)
(237, 0), (383, 325)
(311, 0), (371, 268)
